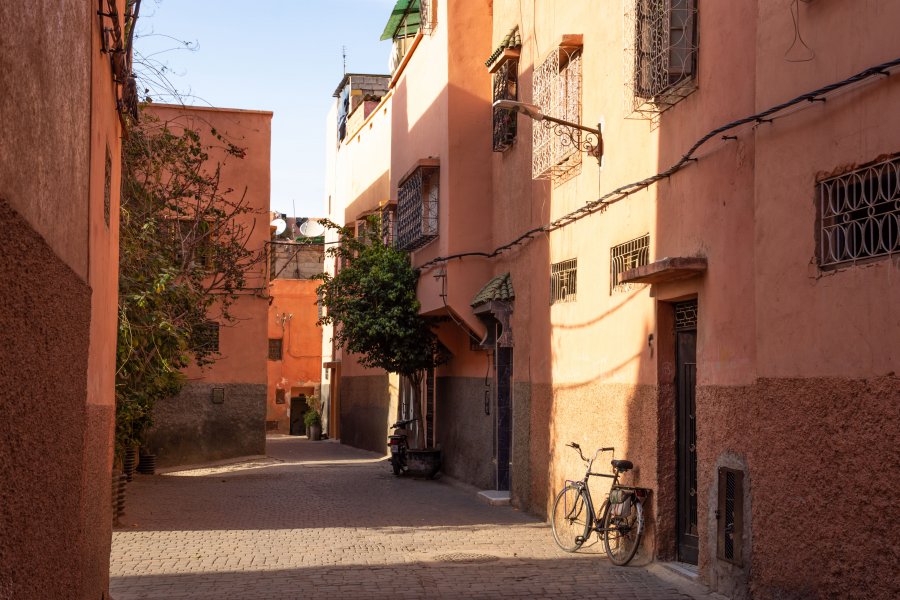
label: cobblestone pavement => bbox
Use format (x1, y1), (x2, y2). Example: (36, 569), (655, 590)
(110, 436), (704, 599)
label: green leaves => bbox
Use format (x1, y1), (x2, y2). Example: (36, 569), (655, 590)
(317, 216), (441, 378)
(115, 109), (263, 455)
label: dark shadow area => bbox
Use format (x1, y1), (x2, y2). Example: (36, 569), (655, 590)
(110, 555), (693, 600)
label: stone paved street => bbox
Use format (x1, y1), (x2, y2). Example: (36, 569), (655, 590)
(110, 436), (705, 599)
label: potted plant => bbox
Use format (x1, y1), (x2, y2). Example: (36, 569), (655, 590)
(304, 409), (322, 441)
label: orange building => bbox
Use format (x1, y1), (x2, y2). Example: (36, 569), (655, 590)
(141, 104), (272, 468)
(1, 1), (128, 597)
(266, 231), (324, 434)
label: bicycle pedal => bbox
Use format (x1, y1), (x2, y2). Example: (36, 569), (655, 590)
(575, 535), (585, 545)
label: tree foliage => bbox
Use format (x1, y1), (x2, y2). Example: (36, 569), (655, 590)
(316, 218), (442, 381)
(116, 110), (263, 451)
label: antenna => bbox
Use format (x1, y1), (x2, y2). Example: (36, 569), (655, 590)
(342, 45), (347, 74)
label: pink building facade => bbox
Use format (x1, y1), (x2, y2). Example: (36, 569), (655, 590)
(326, 2), (898, 597)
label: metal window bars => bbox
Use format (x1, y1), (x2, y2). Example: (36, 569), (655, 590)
(381, 203), (397, 247)
(493, 59), (519, 152)
(550, 258), (578, 304)
(532, 47), (583, 181)
(818, 154), (900, 268)
(268, 338), (283, 361)
(396, 164), (439, 252)
(610, 234), (650, 294)
(420, 0), (435, 35)
(674, 300), (697, 331)
(625, 0), (698, 122)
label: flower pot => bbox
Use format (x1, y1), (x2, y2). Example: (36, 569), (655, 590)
(406, 448), (441, 478)
(123, 447), (137, 482)
(309, 424), (322, 441)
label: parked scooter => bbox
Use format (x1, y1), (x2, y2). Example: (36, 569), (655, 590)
(387, 418), (417, 476)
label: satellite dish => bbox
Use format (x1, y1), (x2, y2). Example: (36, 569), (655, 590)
(270, 218), (287, 236)
(298, 219), (326, 237)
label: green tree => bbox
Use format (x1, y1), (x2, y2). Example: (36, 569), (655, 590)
(316, 219), (443, 446)
(115, 111), (263, 453)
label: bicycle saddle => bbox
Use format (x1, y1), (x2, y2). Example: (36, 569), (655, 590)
(611, 460), (633, 472)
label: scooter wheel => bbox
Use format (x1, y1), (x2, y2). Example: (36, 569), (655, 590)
(390, 456), (402, 476)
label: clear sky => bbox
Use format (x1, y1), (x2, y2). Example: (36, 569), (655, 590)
(134, 0), (396, 218)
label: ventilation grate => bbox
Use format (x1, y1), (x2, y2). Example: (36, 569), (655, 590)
(717, 467), (744, 566)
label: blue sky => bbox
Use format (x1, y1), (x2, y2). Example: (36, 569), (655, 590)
(134, 0), (396, 217)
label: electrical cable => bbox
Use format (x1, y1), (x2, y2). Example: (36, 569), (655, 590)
(418, 56), (900, 271)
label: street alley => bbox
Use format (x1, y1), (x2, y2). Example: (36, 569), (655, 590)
(110, 437), (703, 599)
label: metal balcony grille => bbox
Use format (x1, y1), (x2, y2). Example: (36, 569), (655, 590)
(196, 321), (220, 352)
(493, 59), (518, 152)
(550, 258), (577, 304)
(397, 164), (439, 252)
(532, 47), (582, 181)
(818, 154), (900, 268)
(625, 0), (698, 121)
(610, 234), (650, 294)
(381, 203), (397, 247)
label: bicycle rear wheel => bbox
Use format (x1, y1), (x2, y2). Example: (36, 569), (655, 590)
(602, 494), (643, 565)
(551, 484), (591, 552)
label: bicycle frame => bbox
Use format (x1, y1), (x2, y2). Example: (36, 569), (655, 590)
(565, 444), (644, 535)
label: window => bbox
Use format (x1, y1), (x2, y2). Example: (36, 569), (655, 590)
(396, 162), (439, 251)
(717, 467), (744, 566)
(550, 259), (577, 304)
(817, 154), (900, 268)
(628, 0), (698, 116)
(195, 321), (220, 353)
(275, 389), (286, 405)
(492, 58), (519, 152)
(162, 218), (215, 270)
(381, 203), (397, 247)
(420, 0), (436, 34)
(268, 338), (283, 361)
(533, 43), (582, 181)
(610, 234), (650, 294)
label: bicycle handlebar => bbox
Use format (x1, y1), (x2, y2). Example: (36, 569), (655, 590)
(390, 418), (419, 429)
(566, 442), (615, 464)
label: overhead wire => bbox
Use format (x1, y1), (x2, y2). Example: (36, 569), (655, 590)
(418, 56), (900, 271)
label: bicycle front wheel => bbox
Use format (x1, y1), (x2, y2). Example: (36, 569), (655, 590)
(551, 484), (591, 552)
(602, 494), (644, 566)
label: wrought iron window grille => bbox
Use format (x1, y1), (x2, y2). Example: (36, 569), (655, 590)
(420, 0), (436, 35)
(674, 300), (698, 331)
(381, 203), (398, 247)
(103, 145), (111, 227)
(396, 163), (440, 252)
(625, 0), (698, 122)
(533, 46), (583, 182)
(550, 258), (578, 304)
(610, 234), (650, 294)
(717, 467), (744, 566)
(196, 321), (220, 353)
(493, 59), (519, 152)
(817, 154), (900, 268)
(268, 338), (283, 361)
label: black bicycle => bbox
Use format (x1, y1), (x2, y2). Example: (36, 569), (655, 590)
(550, 442), (649, 566)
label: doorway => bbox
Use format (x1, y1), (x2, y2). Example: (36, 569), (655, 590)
(290, 395), (307, 436)
(674, 300), (698, 564)
(495, 345), (512, 491)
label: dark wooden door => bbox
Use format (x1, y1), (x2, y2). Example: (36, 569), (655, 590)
(675, 302), (698, 565)
(495, 345), (512, 491)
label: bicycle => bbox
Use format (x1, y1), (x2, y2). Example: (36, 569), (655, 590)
(550, 442), (649, 566)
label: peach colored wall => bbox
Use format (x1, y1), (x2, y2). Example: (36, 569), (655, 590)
(267, 278), (323, 431)
(145, 104), (272, 386)
(0, 1), (123, 597)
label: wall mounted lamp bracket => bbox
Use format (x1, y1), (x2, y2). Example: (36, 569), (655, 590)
(492, 99), (603, 166)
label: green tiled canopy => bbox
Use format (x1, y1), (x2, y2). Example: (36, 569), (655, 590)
(485, 26), (522, 68)
(471, 273), (515, 307)
(381, 0), (421, 41)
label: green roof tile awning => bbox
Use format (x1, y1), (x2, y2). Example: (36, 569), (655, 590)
(485, 26), (522, 68)
(471, 273), (515, 307)
(381, 0), (421, 41)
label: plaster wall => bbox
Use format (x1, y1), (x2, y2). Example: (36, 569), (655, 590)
(143, 105), (271, 464)
(434, 376), (494, 490)
(339, 374), (399, 454)
(0, 1), (123, 597)
(267, 278), (323, 433)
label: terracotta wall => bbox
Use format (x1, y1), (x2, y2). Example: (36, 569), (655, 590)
(143, 104), (272, 467)
(0, 1), (123, 597)
(267, 277), (323, 433)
